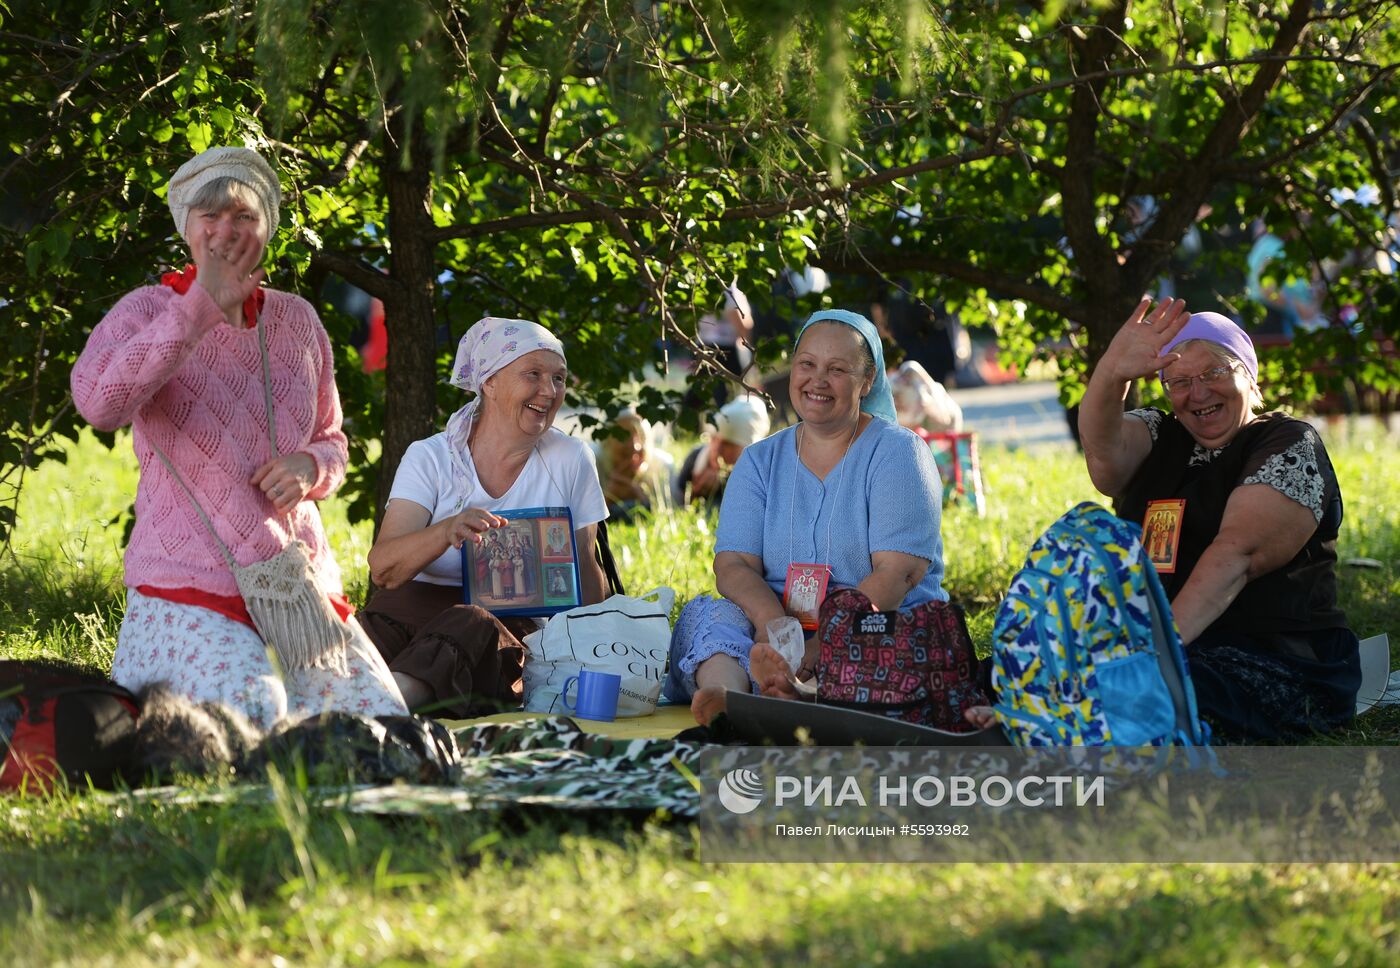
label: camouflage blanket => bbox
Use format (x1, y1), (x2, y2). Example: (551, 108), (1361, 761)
(118, 716), (705, 818)
(448, 715), (702, 814)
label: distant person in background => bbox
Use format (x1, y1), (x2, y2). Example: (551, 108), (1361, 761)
(685, 283), (755, 410)
(673, 396), (772, 507)
(594, 409), (672, 522)
(1117, 195), (1160, 269)
(1247, 223), (1329, 337)
(360, 297), (387, 373)
(889, 360), (962, 440)
(1167, 200), (1249, 316)
(870, 290), (964, 387)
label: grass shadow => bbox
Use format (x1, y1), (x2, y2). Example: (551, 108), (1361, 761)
(0, 788), (663, 930)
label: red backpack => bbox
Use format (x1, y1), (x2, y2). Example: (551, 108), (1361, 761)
(815, 588), (987, 732)
(0, 661), (140, 794)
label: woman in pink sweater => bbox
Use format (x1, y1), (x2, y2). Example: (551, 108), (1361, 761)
(70, 146), (406, 730)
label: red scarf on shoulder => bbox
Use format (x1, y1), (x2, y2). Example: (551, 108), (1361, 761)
(161, 265), (266, 328)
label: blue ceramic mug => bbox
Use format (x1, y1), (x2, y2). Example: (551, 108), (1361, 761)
(561, 668), (623, 721)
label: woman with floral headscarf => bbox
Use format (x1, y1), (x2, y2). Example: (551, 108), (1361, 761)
(362, 317), (609, 715)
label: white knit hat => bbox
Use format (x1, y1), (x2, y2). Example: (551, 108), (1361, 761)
(167, 146), (281, 241)
(713, 396), (771, 447)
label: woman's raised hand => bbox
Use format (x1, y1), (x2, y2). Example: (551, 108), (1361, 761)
(444, 508), (506, 549)
(1098, 297), (1191, 383)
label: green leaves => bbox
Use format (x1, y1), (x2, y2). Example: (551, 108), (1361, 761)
(185, 119), (213, 153)
(209, 106), (235, 134)
(23, 223), (74, 277)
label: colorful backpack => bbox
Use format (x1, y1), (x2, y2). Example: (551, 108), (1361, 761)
(991, 503), (1210, 747)
(816, 588), (988, 732)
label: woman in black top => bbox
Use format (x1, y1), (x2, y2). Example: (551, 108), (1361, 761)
(1077, 299), (1360, 740)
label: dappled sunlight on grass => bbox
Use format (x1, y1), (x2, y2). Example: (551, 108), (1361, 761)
(609, 505), (720, 621)
(941, 444), (1100, 608)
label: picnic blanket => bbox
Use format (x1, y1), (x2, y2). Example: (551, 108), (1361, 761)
(444, 714), (701, 814)
(51, 635), (1399, 820)
(440, 703), (695, 740)
(114, 715), (705, 818)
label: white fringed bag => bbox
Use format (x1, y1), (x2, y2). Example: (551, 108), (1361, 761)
(151, 315), (348, 674)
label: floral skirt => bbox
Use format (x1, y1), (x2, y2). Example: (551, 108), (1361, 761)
(112, 589), (408, 732)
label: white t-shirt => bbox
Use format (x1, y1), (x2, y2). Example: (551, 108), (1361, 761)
(388, 428), (609, 586)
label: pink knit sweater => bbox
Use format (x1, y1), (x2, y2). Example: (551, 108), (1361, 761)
(71, 283), (349, 597)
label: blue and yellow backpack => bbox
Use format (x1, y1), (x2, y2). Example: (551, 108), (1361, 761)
(991, 502), (1210, 747)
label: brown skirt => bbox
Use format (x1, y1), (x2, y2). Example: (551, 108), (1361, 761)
(358, 581), (536, 719)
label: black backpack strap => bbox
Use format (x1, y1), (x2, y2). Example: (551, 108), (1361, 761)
(594, 518), (625, 597)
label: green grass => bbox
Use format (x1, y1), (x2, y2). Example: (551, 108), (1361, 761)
(5, 798), (1400, 966)
(3, 425), (1399, 964)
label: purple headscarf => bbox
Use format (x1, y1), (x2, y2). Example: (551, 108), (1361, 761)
(1161, 312), (1258, 381)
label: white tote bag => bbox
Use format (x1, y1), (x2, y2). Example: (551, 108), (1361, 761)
(522, 586), (676, 718)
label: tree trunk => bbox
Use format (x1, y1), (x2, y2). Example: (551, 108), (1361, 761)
(377, 123), (440, 534)
(1062, 3), (1141, 409)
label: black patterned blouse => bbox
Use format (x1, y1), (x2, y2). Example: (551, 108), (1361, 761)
(1116, 409), (1350, 655)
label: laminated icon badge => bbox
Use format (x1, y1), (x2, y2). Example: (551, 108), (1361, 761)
(1142, 499), (1185, 575)
(783, 562), (831, 631)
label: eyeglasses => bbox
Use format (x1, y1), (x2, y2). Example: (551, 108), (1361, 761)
(1161, 362), (1238, 395)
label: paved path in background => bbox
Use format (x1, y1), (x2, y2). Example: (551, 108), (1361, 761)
(949, 380), (1074, 450)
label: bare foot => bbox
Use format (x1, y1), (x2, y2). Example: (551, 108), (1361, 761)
(964, 705), (997, 730)
(691, 653), (754, 724)
(691, 685), (728, 726)
(749, 641), (797, 698)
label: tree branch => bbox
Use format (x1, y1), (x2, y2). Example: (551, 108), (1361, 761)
(1121, 0), (1318, 295)
(1058, 1), (1129, 293)
(811, 250), (1083, 321)
(309, 249), (395, 300)
(1218, 65), (1398, 180)
(427, 141), (1016, 242)
(1350, 114), (1397, 216)
(724, 142), (1019, 220)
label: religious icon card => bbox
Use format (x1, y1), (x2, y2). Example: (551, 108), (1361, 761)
(783, 562), (832, 631)
(1141, 499), (1185, 575)
(462, 507), (581, 617)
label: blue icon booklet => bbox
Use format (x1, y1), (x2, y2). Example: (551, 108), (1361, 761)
(460, 506), (582, 617)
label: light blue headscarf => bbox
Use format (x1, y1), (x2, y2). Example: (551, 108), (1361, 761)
(795, 309), (897, 423)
